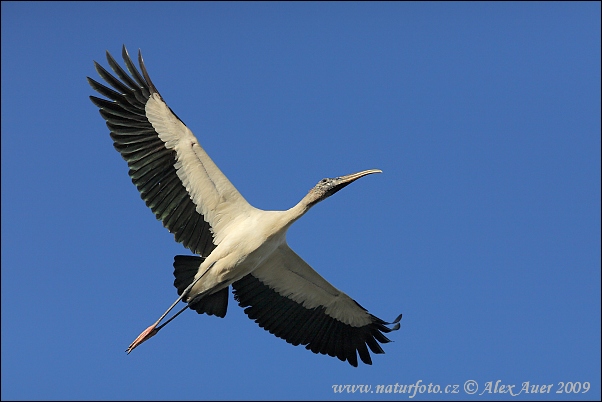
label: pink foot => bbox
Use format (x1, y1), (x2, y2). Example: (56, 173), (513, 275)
(126, 324), (159, 354)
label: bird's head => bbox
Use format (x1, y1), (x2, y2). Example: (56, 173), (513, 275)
(305, 169), (382, 207)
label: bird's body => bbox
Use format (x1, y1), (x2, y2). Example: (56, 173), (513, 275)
(190, 210), (287, 296)
(88, 46), (401, 366)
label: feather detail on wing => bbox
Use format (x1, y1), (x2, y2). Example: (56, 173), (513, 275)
(88, 45), (254, 254)
(232, 243), (402, 366)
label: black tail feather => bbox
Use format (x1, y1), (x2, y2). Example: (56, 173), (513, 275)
(173, 255), (204, 295)
(189, 287), (229, 318)
(173, 255), (229, 318)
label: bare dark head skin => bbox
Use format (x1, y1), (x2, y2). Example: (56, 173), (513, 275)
(306, 169), (382, 207)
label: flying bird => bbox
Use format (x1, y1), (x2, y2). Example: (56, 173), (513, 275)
(88, 45), (401, 367)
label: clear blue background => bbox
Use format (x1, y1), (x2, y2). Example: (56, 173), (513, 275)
(2, 2), (600, 400)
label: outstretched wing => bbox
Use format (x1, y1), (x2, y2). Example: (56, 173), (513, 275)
(88, 45), (255, 256)
(232, 243), (401, 367)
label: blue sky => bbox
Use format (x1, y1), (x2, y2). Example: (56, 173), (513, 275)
(1, 2), (600, 400)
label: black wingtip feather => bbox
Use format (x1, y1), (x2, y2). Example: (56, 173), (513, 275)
(121, 45), (149, 92)
(136, 48), (160, 96)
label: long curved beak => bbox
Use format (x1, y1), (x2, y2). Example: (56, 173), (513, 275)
(338, 169), (382, 182)
(327, 169), (382, 197)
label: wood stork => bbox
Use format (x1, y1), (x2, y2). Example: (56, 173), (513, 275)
(88, 45), (401, 367)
